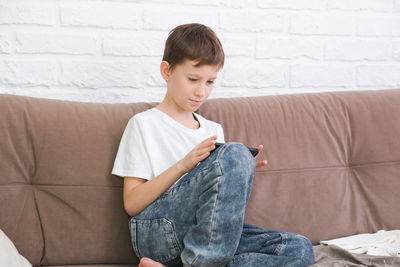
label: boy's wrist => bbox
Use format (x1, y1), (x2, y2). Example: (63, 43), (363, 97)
(174, 160), (188, 178)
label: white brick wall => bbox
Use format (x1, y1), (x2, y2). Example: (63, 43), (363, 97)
(0, 0), (399, 103)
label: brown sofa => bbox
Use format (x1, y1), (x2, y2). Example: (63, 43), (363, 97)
(1, 89), (400, 266)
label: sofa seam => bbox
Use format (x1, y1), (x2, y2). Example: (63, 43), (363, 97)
(255, 160), (400, 174)
(0, 184), (123, 188)
(32, 185), (46, 265)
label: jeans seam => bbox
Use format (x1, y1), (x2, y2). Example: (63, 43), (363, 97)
(208, 176), (220, 251)
(274, 233), (287, 255)
(209, 159), (224, 250)
(167, 161), (221, 197)
(190, 161), (223, 266)
(129, 219), (141, 259)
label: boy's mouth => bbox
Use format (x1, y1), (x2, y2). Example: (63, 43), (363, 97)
(189, 99), (202, 105)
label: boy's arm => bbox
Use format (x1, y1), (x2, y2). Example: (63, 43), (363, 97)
(123, 135), (217, 217)
(123, 164), (184, 216)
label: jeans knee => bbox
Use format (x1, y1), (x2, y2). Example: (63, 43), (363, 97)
(218, 143), (255, 179)
(295, 235), (315, 266)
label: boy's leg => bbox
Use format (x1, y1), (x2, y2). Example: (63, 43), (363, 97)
(130, 143), (255, 267)
(180, 143), (255, 267)
(228, 223), (315, 267)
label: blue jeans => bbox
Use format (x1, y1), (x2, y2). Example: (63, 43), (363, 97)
(129, 143), (315, 267)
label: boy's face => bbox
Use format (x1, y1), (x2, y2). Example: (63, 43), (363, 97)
(160, 59), (220, 113)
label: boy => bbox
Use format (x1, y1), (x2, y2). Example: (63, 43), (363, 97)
(112, 23), (314, 267)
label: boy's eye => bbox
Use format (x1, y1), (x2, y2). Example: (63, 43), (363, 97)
(188, 78), (215, 84)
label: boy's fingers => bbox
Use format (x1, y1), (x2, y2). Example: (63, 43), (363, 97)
(199, 136), (216, 145)
(197, 141), (215, 150)
(201, 138), (216, 148)
(193, 145), (211, 157)
(195, 141), (213, 152)
(206, 135), (217, 142)
(197, 151), (210, 162)
(254, 144), (263, 159)
(198, 145), (215, 155)
(202, 151), (211, 159)
(256, 160), (268, 168)
(257, 144), (263, 153)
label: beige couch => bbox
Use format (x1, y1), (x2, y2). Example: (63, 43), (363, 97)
(1, 89), (399, 266)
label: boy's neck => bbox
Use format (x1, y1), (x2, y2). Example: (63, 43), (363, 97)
(156, 100), (200, 129)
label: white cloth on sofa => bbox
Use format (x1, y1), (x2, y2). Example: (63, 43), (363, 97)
(0, 229), (32, 267)
(321, 230), (400, 257)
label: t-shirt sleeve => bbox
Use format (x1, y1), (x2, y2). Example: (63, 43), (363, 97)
(216, 123), (225, 143)
(112, 117), (153, 180)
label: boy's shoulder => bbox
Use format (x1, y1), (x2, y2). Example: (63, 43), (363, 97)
(129, 108), (157, 121)
(125, 108), (159, 129)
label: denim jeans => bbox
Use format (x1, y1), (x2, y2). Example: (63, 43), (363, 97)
(129, 143), (315, 267)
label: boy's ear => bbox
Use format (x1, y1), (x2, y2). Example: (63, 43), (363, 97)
(160, 61), (171, 82)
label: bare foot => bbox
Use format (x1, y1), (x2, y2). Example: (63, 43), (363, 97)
(138, 257), (166, 267)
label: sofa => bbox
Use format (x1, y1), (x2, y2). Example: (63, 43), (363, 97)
(1, 89), (399, 267)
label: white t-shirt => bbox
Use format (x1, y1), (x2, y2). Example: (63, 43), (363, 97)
(112, 108), (225, 181)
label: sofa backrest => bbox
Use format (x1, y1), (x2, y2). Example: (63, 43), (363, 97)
(1, 89), (400, 266)
(198, 89), (400, 244)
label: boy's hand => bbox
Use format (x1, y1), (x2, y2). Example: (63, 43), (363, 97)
(177, 135), (217, 174)
(255, 144), (268, 168)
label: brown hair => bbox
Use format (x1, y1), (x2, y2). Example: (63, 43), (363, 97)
(162, 23), (225, 72)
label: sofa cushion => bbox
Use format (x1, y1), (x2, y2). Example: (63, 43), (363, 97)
(0, 95), (154, 265)
(1, 96), (45, 265)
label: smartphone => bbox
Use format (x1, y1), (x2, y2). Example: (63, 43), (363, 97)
(214, 142), (259, 157)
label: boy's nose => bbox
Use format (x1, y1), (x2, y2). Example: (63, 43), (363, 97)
(194, 86), (205, 97)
